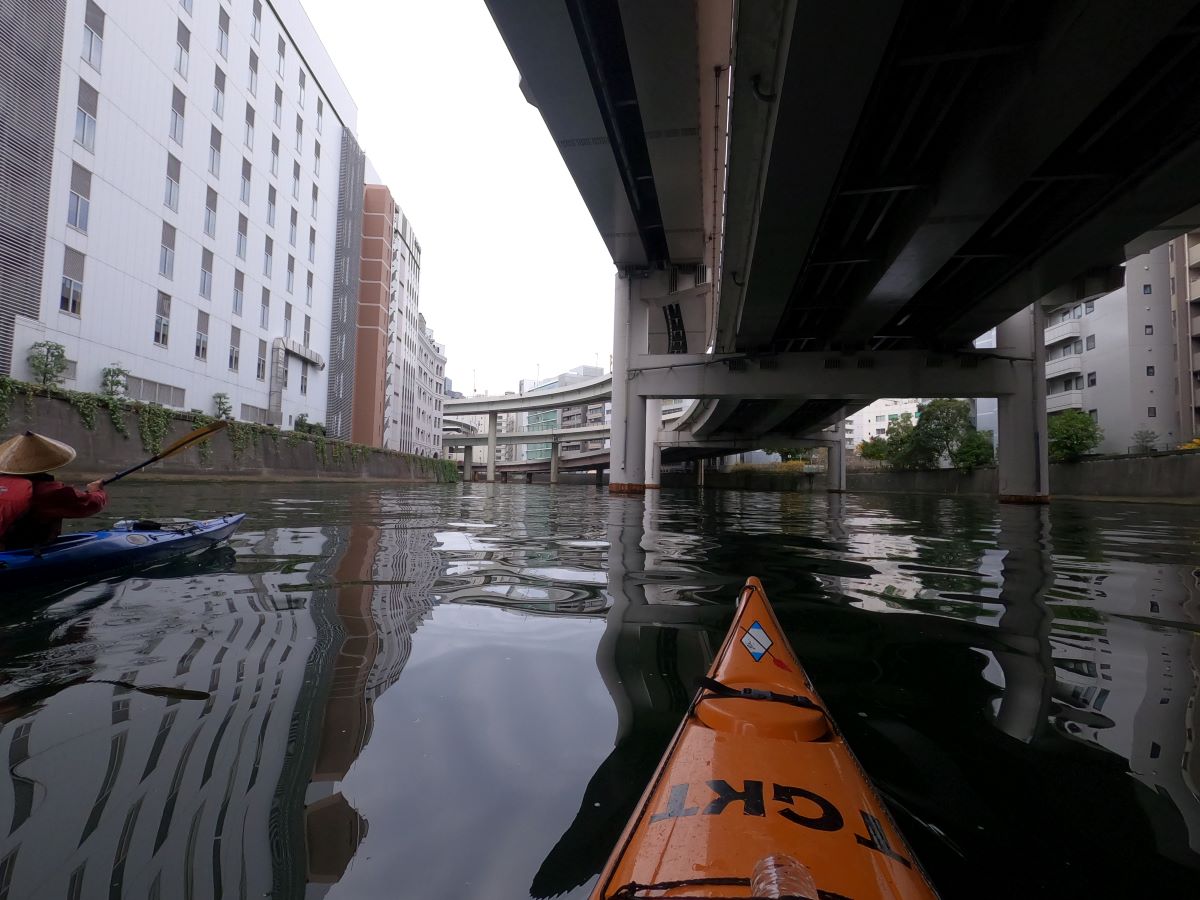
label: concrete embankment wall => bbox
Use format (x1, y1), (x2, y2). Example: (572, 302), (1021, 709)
(846, 449), (1200, 501)
(1, 395), (455, 482)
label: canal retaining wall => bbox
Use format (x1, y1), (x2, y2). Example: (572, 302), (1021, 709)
(845, 449), (1200, 501)
(0, 393), (456, 482)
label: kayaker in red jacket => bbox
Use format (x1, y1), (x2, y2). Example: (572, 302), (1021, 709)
(0, 432), (107, 550)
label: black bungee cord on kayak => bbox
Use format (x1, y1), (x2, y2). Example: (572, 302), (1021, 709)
(694, 675), (827, 714)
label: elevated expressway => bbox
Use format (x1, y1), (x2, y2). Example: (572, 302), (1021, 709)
(484, 0), (1200, 498)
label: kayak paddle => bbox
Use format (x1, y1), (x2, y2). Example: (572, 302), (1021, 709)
(101, 420), (229, 486)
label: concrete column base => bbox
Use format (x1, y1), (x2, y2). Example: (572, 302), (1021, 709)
(999, 494), (1052, 505)
(610, 482), (647, 495)
(643, 484), (661, 490)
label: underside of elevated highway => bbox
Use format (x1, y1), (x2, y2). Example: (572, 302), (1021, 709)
(482, 0), (1200, 497)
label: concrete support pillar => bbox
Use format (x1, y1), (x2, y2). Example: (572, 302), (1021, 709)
(525, 472), (533, 484)
(644, 398), (662, 489)
(997, 303), (1050, 503)
(486, 411), (498, 483)
(695, 458), (706, 487)
(550, 441), (560, 484)
(827, 435), (847, 493)
(462, 447), (473, 484)
(501, 470), (508, 484)
(610, 271), (653, 494)
(596, 468), (604, 487)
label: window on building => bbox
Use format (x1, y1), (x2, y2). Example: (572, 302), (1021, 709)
(252, 0), (262, 41)
(82, 1), (104, 71)
(1084, 300), (1094, 314)
(272, 84), (283, 127)
(291, 161), (300, 199)
(208, 126), (221, 177)
(313, 141), (320, 176)
(270, 134), (280, 176)
(300, 361), (308, 395)
(311, 184), (318, 217)
(217, 7), (229, 59)
(282, 358), (289, 389)
(242, 103), (255, 149)
(1085, 334), (1096, 350)
(1088, 409), (1098, 423)
(298, 69), (306, 107)
(195, 310), (209, 360)
(294, 114), (303, 153)
(1147, 365), (1156, 376)
(240, 158), (252, 203)
(1074, 375), (1083, 390)
(1086, 371), (1096, 387)
(263, 236), (273, 276)
(212, 66), (226, 117)
(60, 248), (85, 315)
(1145, 324), (1154, 335)
(199, 248), (214, 299)
(303, 313), (311, 347)
(277, 35), (286, 74)
(203, 187), (217, 238)
(159, 222), (175, 278)
(154, 292), (171, 346)
(67, 163), (91, 232)
(260, 287), (270, 328)
(169, 87), (185, 143)
(305, 271), (313, 306)
(316, 97), (324, 133)
(164, 154), (181, 210)
(236, 212), (248, 259)
(1143, 284), (1152, 295)
(289, 208), (298, 246)
(308, 227), (315, 263)
(1072, 305), (1082, 319)
(233, 269), (244, 315)
(266, 185), (276, 226)
(1148, 406), (1157, 418)
(248, 49), (258, 95)
(256, 339), (267, 380)
(284, 301), (292, 338)
(1072, 339), (1083, 355)
(75, 79), (98, 151)
(180, 0), (192, 14)
(175, 20), (190, 77)
(286, 255), (295, 293)
(228, 325), (240, 371)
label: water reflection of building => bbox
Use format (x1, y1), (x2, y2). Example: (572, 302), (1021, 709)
(0, 501), (444, 898)
(1045, 563), (1200, 860)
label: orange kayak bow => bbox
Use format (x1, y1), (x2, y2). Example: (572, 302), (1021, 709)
(590, 577), (939, 899)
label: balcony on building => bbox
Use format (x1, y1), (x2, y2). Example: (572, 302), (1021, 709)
(1046, 389), (1084, 414)
(1045, 354), (1083, 380)
(1188, 239), (1200, 269)
(1043, 319), (1081, 345)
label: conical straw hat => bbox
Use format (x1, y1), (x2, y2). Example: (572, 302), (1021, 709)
(0, 431), (77, 475)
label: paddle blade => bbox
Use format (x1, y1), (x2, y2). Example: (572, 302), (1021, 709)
(159, 419), (228, 459)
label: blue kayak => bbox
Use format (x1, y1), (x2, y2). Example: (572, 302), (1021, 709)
(0, 514), (245, 591)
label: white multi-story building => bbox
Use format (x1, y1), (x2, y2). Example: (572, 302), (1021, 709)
(1044, 247), (1179, 453)
(4, 0), (358, 428)
(413, 316), (445, 457)
(843, 398), (928, 451)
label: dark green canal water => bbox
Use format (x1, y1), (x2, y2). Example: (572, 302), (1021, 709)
(0, 482), (1198, 899)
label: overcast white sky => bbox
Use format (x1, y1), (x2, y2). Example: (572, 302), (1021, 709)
(300, 0), (616, 396)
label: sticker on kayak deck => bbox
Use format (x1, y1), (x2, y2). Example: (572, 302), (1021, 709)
(742, 621), (772, 661)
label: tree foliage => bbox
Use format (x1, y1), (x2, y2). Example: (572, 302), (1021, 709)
(952, 429), (995, 471)
(1131, 429), (1158, 453)
(1048, 409), (1103, 462)
(859, 436), (889, 460)
(27, 341), (68, 389)
(872, 399), (994, 471)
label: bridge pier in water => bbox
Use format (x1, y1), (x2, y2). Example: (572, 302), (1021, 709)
(644, 399), (662, 489)
(997, 303), (1050, 504)
(610, 271), (655, 494)
(486, 412), (498, 483)
(549, 440), (560, 485)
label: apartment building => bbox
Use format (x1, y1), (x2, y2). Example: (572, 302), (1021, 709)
(4, 0), (356, 428)
(1166, 233), (1200, 439)
(843, 398), (927, 451)
(1044, 247), (1178, 453)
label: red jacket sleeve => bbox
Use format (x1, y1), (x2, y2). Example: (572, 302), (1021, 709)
(30, 482), (108, 521)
